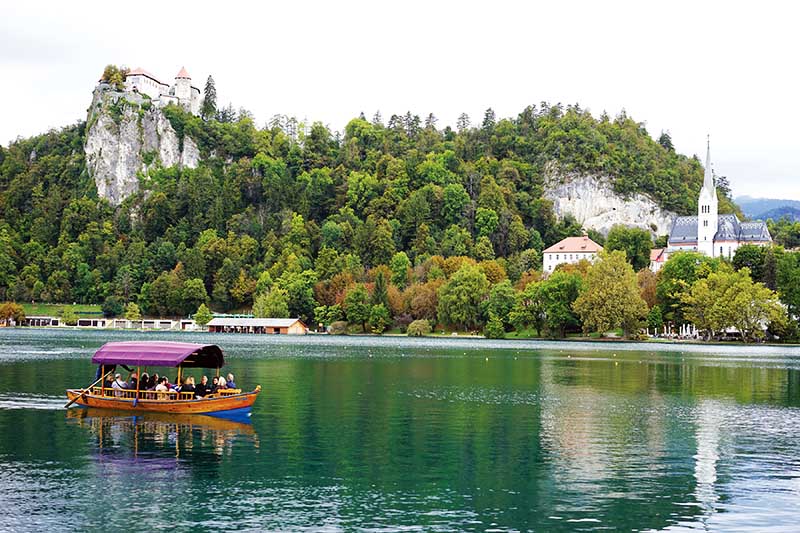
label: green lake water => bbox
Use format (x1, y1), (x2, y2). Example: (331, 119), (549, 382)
(1, 329), (800, 531)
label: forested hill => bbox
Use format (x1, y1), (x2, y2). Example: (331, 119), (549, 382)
(0, 103), (738, 320)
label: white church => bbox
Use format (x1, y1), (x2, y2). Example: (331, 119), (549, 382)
(664, 140), (771, 260)
(113, 66), (201, 115)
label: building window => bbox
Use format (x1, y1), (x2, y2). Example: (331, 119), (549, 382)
(556, 255), (559, 260)
(720, 246), (723, 256)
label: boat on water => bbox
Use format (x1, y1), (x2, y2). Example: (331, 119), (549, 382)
(65, 341), (260, 418)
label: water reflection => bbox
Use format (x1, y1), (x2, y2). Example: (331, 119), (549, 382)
(65, 408), (259, 459)
(693, 400), (723, 521)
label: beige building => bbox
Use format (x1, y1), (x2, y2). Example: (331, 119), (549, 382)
(207, 318), (308, 335)
(542, 235), (603, 273)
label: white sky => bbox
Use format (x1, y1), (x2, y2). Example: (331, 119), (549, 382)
(1, 0), (798, 199)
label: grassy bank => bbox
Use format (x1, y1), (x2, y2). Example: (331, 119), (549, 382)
(22, 303), (102, 317)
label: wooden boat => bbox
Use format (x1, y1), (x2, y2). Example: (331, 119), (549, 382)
(65, 341), (260, 418)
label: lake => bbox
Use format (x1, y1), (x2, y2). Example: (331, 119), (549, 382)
(1, 328), (799, 531)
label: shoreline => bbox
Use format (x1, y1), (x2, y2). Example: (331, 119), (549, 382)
(5, 325), (798, 348)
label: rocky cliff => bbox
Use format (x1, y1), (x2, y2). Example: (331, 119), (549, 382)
(543, 163), (676, 236)
(84, 86), (199, 205)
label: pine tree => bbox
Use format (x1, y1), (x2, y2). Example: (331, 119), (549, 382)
(371, 270), (389, 308)
(456, 113), (471, 132)
(658, 131), (674, 151)
(217, 103), (236, 123)
(482, 108), (496, 130)
(201, 76), (217, 120)
(424, 113), (438, 129)
(194, 303), (213, 326)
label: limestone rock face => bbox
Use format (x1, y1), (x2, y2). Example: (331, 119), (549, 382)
(543, 163), (676, 236)
(84, 88), (200, 205)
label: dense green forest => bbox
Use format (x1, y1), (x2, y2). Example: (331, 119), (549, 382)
(2, 86), (792, 337)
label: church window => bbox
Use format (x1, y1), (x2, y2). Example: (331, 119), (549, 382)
(720, 246), (723, 256)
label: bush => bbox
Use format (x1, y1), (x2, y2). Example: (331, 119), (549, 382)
(394, 313), (413, 333)
(102, 296), (124, 318)
(484, 313), (506, 339)
(329, 320), (348, 335)
(369, 304), (391, 334)
(407, 319), (432, 337)
(59, 306), (79, 326)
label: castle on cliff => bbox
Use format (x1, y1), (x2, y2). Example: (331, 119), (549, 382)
(111, 66), (201, 115)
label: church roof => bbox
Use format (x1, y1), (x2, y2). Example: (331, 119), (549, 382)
(668, 214), (771, 245)
(667, 216), (699, 243)
(175, 66), (191, 79)
(543, 235), (603, 254)
(740, 221), (772, 242)
(715, 214), (739, 241)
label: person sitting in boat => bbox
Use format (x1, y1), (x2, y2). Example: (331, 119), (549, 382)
(128, 371), (138, 390)
(217, 376), (228, 390)
(209, 376), (219, 395)
(226, 373), (236, 389)
(181, 376), (196, 395)
(111, 373), (127, 396)
(140, 372), (150, 390)
(148, 373), (160, 390)
(195, 376), (210, 398)
(155, 376), (170, 398)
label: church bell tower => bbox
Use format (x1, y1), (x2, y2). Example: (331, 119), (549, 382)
(697, 136), (719, 257)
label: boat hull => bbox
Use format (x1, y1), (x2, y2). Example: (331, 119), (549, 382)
(65, 388), (260, 416)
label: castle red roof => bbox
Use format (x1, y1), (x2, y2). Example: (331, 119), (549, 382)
(175, 66), (191, 79)
(126, 67), (167, 86)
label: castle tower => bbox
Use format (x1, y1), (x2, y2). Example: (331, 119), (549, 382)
(697, 136), (718, 257)
(174, 66), (192, 101)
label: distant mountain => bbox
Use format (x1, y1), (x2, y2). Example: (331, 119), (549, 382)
(736, 196), (800, 220)
(757, 206), (800, 222)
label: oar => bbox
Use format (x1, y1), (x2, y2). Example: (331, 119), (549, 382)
(64, 371), (114, 408)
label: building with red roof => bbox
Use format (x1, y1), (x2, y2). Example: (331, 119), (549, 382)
(117, 66), (201, 115)
(543, 235), (602, 273)
(649, 248), (669, 273)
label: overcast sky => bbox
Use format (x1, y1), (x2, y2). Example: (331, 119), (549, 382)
(1, 0), (798, 199)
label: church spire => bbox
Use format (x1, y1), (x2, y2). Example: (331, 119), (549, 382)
(703, 134), (716, 199)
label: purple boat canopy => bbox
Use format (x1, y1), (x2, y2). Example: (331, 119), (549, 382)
(91, 341), (224, 368)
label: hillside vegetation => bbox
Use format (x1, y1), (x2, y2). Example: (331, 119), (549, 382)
(0, 101), (740, 328)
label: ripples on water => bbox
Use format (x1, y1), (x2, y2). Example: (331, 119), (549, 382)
(1, 328), (800, 531)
